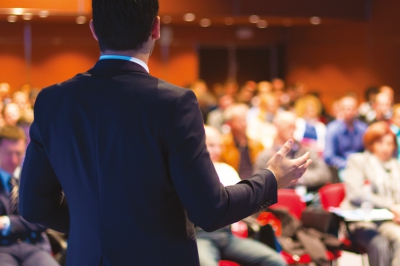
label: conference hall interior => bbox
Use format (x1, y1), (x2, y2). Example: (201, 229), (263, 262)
(1, 0), (400, 265)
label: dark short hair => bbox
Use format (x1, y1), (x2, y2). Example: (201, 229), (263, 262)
(0, 126), (26, 145)
(92, 0), (159, 52)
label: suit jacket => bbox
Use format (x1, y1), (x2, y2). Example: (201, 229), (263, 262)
(19, 59), (278, 266)
(220, 132), (264, 172)
(0, 173), (49, 250)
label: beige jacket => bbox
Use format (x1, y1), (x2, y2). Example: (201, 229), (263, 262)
(340, 152), (400, 210)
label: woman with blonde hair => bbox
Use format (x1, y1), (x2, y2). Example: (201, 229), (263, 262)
(294, 94), (326, 154)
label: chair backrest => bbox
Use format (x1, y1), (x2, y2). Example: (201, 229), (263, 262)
(319, 183), (345, 211)
(269, 189), (306, 219)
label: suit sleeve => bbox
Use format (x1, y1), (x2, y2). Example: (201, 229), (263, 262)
(167, 90), (277, 232)
(18, 92), (70, 233)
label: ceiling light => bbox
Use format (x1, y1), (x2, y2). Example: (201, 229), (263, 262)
(183, 13), (195, 22)
(310, 17), (321, 25)
(12, 8), (23, 15)
(199, 18), (211, 27)
(76, 16), (87, 24)
(162, 16), (172, 24)
(22, 13), (33, 21)
(249, 15), (260, 24)
(38, 10), (49, 18)
(283, 19), (292, 27)
(224, 17), (234, 25)
(257, 20), (268, 29)
(7, 15), (18, 23)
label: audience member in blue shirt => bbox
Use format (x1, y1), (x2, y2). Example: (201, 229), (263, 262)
(324, 96), (368, 170)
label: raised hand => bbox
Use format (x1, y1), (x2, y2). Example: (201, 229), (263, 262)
(266, 139), (312, 189)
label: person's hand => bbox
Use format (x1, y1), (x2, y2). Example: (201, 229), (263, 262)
(266, 139), (312, 189)
(0, 216), (7, 230)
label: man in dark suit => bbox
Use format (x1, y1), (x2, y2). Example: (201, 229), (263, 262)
(19, 0), (311, 265)
(0, 126), (58, 265)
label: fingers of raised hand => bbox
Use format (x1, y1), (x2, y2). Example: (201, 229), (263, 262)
(291, 152), (310, 168)
(276, 139), (294, 157)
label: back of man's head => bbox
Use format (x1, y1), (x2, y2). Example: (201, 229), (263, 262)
(92, 0), (159, 52)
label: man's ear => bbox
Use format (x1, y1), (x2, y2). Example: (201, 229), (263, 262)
(89, 20), (99, 41)
(151, 16), (161, 40)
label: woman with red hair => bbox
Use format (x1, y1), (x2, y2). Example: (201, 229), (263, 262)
(341, 121), (400, 266)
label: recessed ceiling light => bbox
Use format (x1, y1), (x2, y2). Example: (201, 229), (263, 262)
(224, 17), (234, 25)
(310, 16), (321, 25)
(12, 8), (23, 15)
(162, 16), (172, 24)
(249, 15), (260, 24)
(257, 20), (268, 29)
(22, 13), (33, 21)
(283, 19), (292, 27)
(38, 10), (49, 18)
(183, 13), (195, 22)
(76, 16), (87, 24)
(200, 18), (211, 27)
(7, 15), (18, 23)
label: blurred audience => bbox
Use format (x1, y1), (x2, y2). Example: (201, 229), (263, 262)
(359, 87), (379, 119)
(196, 126), (286, 266)
(254, 112), (331, 191)
(206, 94), (234, 133)
(391, 104), (400, 160)
(294, 94), (326, 154)
(324, 96), (368, 172)
(220, 104), (264, 180)
(247, 93), (279, 150)
(361, 91), (392, 125)
(236, 81), (256, 106)
(3, 103), (21, 127)
(341, 122), (400, 266)
(0, 126), (58, 265)
(191, 79), (217, 121)
(1, 75), (399, 266)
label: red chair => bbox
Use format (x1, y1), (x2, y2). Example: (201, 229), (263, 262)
(270, 189), (341, 264)
(219, 261), (240, 266)
(319, 183), (345, 211)
(269, 189), (306, 219)
(318, 183), (368, 265)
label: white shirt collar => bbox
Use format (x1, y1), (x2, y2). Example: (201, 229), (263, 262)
(99, 55), (149, 73)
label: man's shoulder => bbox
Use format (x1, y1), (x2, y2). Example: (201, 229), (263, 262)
(156, 79), (193, 100)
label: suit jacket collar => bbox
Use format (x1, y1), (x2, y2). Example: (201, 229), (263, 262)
(88, 59), (149, 77)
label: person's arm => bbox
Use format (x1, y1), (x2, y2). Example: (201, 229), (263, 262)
(324, 125), (346, 169)
(0, 215), (47, 236)
(18, 92), (70, 233)
(167, 90), (310, 232)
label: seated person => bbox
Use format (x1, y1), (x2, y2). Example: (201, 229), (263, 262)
(293, 94), (326, 155)
(0, 126), (58, 265)
(254, 112), (331, 191)
(324, 96), (367, 172)
(196, 126), (285, 266)
(341, 122), (400, 266)
(220, 104), (264, 180)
